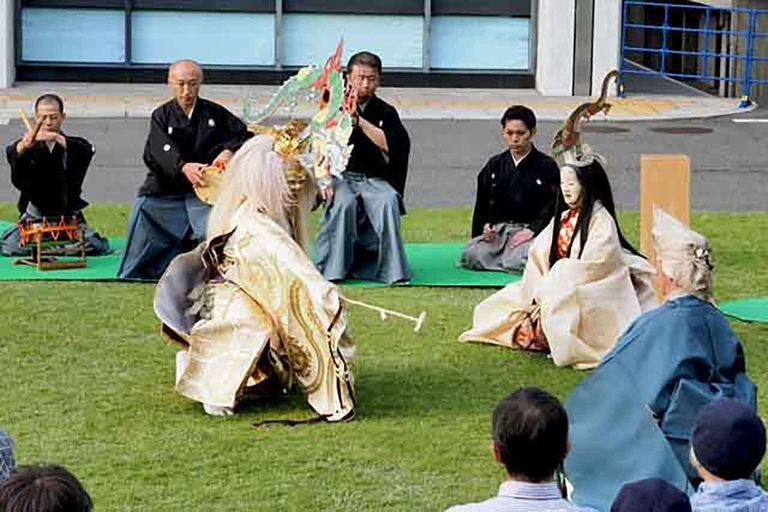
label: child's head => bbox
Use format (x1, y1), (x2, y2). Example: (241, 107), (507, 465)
(491, 387), (569, 482)
(611, 478), (691, 512)
(691, 400), (766, 481)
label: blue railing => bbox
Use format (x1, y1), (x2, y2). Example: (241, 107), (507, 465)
(620, 1), (768, 107)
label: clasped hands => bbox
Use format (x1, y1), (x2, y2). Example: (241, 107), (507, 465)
(483, 223), (534, 247)
(182, 149), (232, 186)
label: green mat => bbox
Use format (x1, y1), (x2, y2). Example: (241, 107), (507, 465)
(0, 225), (519, 287)
(719, 298), (768, 323)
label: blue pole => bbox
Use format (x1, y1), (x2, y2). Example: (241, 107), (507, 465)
(619, 0), (629, 97)
(702, 7), (711, 86)
(661, 4), (670, 74)
(740, 11), (757, 108)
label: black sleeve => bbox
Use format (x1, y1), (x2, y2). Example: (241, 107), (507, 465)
(209, 107), (253, 157)
(381, 106), (410, 197)
(471, 160), (492, 238)
(66, 137), (95, 201)
(143, 107), (184, 181)
(530, 158), (561, 235)
(6, 140), (33, 192)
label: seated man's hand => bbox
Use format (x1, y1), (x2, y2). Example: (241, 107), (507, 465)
(510, 228), (535, 248)
(212, 149), (233, 169)
(182, 163), (206, 186)
(320, 185), (335, 202)
(483, 223), (496, 242)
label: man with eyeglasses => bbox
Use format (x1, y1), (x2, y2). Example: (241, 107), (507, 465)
(314, 51), (412, 284)
(2, 94), (110, 256)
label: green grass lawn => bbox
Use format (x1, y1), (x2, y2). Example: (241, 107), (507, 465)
(1, 203), (766, 511)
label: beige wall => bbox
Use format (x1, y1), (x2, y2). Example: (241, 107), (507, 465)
(536, 0), (576, 95)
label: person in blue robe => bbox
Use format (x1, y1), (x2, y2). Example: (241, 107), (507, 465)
(564, 207), (757, 511)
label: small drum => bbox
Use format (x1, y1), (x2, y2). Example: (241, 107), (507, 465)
(193, 166), (226, 205)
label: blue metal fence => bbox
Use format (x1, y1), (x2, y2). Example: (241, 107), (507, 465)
(620, 1), (768, 107)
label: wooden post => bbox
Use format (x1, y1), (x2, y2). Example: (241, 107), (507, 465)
(640, 154), (691, 264)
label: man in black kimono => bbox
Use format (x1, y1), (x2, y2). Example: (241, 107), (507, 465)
(118, 59), (252, 280)
(2, 94), (110, 256)
(460, 106), (560, 273)
(314, 51), (412, 284)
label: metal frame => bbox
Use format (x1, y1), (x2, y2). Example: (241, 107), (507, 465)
(620, 0), (768, 106)
(14, 0), (537, 87)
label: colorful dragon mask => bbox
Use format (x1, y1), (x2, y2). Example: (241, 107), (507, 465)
(243, 39), (357, 189)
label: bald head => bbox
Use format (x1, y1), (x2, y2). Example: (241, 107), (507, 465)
(168, 59), (203, 113)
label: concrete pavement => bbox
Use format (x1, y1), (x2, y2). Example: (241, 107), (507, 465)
(0, 81), (758, 123)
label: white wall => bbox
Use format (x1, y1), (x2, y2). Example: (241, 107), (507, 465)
(0, 0), (14, 88)
(536, 0), (576, 95)
(591, 0), (621, 96)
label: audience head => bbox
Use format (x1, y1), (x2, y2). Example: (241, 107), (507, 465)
(347, 51), (382, 103)
(611, 478), (691, 512)
(500, 106), (536, 158)
(168, 59), (203, 112)
(691, 399), (765, 481)
(0, 430), (13, 482)
(652, 207), (713, 302)
(0, 464), (92, 512)
(491, 387), (569, 483)
(33, 94), (66, 134)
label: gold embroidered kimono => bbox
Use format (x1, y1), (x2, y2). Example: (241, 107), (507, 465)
(154, 202), (355, 420)
(460, 203), (657, 369)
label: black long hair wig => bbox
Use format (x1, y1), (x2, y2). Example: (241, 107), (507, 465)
(548, 160), (644, 268)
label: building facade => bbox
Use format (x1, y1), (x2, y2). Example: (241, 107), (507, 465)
(0, 0), (621, 96)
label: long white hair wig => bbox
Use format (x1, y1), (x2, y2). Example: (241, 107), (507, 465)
(206, 134), (294, 241)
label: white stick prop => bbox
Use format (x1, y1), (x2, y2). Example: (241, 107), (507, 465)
(342, 297), (426, 333)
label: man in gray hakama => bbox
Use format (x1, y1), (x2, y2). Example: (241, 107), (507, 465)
(118, 59), (252, 280)
(315, 52), (411, 284)
(460, 106), (559, 273)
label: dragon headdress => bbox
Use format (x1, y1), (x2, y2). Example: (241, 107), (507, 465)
(243, 39), (357, 189)
(551, 70), (619, 168)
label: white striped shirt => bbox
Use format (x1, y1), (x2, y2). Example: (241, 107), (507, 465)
(446, 480), (594, 512)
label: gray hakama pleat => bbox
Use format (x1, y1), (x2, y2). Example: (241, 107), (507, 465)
(117, 192), (210, 280)
(315, 173), (412, 284)
(459, 222), (532, 273)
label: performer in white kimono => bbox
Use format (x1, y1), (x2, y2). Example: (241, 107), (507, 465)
(459, 102), (656, 369)
(154, 122), (355, 421)
(154, 40), (367, 420)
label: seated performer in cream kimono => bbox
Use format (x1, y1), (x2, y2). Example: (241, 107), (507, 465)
(153, 125), (355, 420)
(459, 127), (656, 369)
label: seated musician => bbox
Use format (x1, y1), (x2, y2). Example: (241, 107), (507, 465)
(314, 51), (412, 284)
(460, 106), (560, 273)
(2, 94), (110, 256)
(117, 59), (252, 280)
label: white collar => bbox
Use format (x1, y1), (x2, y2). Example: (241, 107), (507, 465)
(511, 148), (531, 167)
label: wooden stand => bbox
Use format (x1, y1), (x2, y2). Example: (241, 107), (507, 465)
(13, 216), (87, 270)
(639, 154), (691, 264)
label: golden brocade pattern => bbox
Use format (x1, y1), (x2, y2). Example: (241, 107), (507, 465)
(156, 203), (354, 418)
